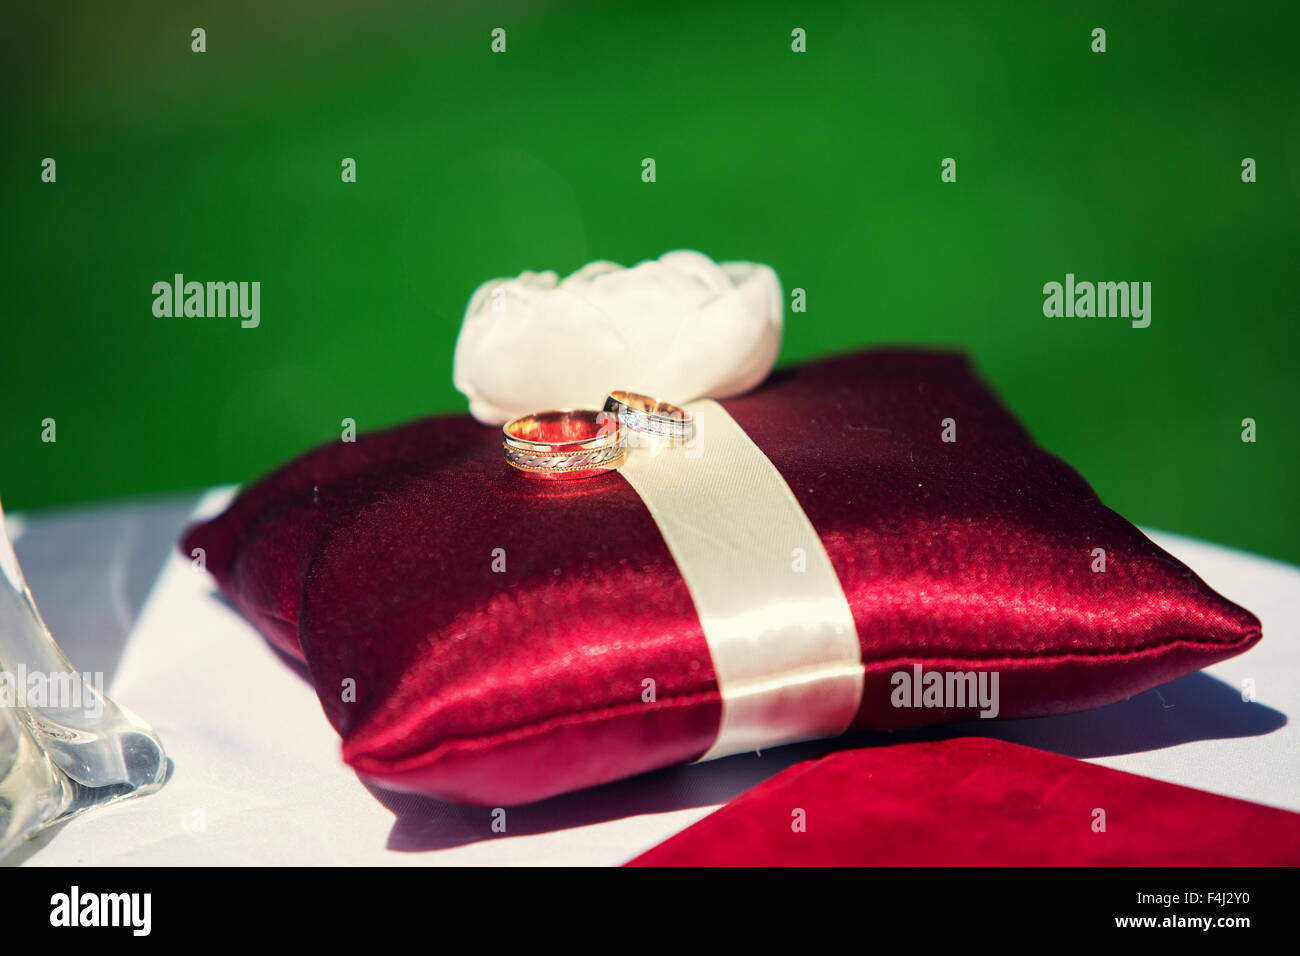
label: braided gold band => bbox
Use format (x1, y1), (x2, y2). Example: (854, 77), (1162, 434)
(502, 408), (626, 480)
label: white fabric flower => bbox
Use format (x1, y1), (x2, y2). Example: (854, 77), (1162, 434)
(453, 250), (783, 424)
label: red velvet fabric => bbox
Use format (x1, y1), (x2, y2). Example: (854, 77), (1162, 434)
(182, 350), (1261, 805)
(626, 736), (1300, 865)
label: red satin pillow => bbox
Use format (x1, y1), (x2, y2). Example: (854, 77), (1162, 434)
(183, 350), (1261, 805)
(626, 737), (1300, 865)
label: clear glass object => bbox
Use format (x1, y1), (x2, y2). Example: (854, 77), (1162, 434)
(0, 498), (167, 859)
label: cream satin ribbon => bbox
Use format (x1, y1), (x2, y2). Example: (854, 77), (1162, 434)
(618, 399), (864, 760)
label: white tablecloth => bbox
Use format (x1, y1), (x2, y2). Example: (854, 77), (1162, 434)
(10, 489), (1298, 865)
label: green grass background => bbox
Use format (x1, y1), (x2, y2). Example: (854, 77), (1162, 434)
(3, 1), (1298, 562)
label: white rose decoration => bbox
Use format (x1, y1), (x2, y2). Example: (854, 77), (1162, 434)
(452, 249), (783, 424)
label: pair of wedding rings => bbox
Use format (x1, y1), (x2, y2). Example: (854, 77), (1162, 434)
(502, 391), (695, 480)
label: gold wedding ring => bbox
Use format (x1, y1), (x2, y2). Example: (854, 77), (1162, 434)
(502, 408), (627, 480)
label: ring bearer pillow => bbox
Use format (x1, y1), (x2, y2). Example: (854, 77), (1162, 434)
(183, 253), (1259, 804)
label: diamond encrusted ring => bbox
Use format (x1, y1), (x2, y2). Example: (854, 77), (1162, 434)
(602, 391), (695, 444)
